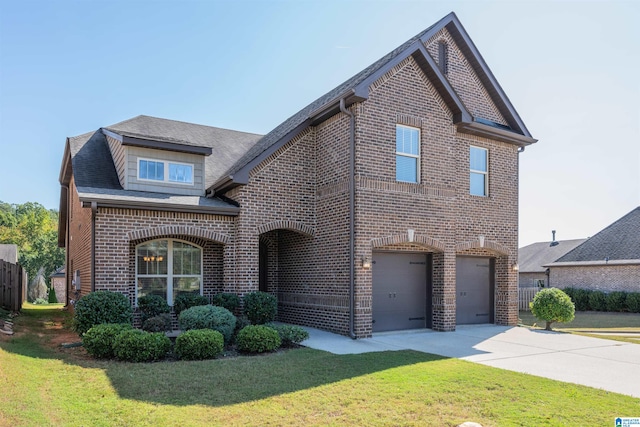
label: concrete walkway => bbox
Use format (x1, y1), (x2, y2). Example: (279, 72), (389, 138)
(300, 325), (640, 398)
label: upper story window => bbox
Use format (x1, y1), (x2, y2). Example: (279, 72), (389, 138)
(396, 125), (420, 183)
(138, 158), (193, 185)
(470, 146), (488, 196)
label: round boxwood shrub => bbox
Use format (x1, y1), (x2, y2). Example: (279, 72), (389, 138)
(212, 293), (240, 313)
(142, 313), (173, 332)
(73, 291), (133, 336)
(530, 288), (575, 331)
(266, 323), (309, 347)
(606, 291), (627, 312)
(83, 323), (133, 359)
(137, 295), (170, 322)
(626, 292), (640, 313)
(236, 325), (281, 353)
(112, 329), (171, 362)
(173, 293), (209, 316)
(178, 305), (237, 344)
(175, 329), (224, 360)
(588, 290), (607, 311)
(243, 291), (277, 325)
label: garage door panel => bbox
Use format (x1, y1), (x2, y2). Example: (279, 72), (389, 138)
(456, 256), (494, 325)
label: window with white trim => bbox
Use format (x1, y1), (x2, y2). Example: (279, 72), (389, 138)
(138, 158), (194, 184)
(396, 125), (420, 183)
(136, 239), (202, 305)
(470, 146), (488, 196)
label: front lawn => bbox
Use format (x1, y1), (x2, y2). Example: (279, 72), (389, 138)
(0, 306), (636, 426)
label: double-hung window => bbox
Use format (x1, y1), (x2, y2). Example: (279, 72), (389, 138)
(138, 158), (194, 184)
(470, 146), (488, 196)
(396, 125), (420, 183)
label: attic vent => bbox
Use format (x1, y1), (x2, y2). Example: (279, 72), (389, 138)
(438, 41), (448, 75)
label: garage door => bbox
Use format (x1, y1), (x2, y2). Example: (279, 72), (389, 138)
(372, 252), (431, 332)
(456, 256), (494, 324)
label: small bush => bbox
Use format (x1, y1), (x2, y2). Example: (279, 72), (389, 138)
(73, 291), (133, 336)
(266, 323), (309, 347)
(212, 293), (240, 313)
(142, 313), (173, 332)
(243, 291), (277, 325)
(83, 323), (133, 359)
(33, 298), (48, 305)
(530, 288), (575, 331)
(236, 325), (281, 353)
(588, 291), (607, 311)
(573, 288), (592, 311)
(178, 305), (237, 344)
(173, 293), (209, 316)
(113, 329), (171, 362)
(137, 295), (170, 322)
(606, 291), (627, 312)
(626, 292), (640, 313)
(48, 287), (58, 304)
(174, 329), (224, 360)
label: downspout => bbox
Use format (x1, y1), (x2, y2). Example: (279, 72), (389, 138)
(340, 98), (357, 339)
(91, 202), (97, 292)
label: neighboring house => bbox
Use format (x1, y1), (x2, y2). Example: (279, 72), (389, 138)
(0, 244), (18, 264)
(57, 12), (536, 337)
(545, 207), (640, 293)
(518, 237), (587, 288)
(50, 267), (66, 303)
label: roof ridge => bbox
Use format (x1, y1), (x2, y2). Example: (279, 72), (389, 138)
(112, 114), (264, 137)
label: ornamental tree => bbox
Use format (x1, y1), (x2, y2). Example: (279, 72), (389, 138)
(530, 288), (575, 331)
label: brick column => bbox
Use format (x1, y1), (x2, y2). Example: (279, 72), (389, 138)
(432, 249), (456, 331)
(494, 255), (518, 326)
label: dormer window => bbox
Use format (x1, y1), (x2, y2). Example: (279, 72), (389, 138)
(138, 158), (194, 185)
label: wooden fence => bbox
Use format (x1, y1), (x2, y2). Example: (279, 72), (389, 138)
(518, 287), (541, 311)
(0, 260), (26, 312)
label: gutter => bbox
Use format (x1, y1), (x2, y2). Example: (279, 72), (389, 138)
(340, 98), (357, 340)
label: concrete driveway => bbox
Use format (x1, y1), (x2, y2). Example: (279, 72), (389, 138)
(301, 325), (640, 398)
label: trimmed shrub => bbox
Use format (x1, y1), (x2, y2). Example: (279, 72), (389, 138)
(572, 288), (592, 311)
(212, 293), (240, 313)
(173, 293), (209, 316)
(530, 288), (575, 331)
(73, 291), (133, 336)
(137, 295), (170, 322)
(33, 298), (48, 305)
(178, 305), (237, 344)
(626, 292), (640, 313)
(588, 291), (607, 311)
(236, 325), (281, 353)
(142, 313), (173, 332)
(266, 323), (309, 347)
(48, 287), (58, 304)
(113, 329), (171, 362)
(606, 291), (627, 312)
(175, 329), (224, 360)
(83, 323), (133, 359)
(243, 291), (277, 325)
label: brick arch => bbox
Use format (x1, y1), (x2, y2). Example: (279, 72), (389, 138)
(127, 226), (230, 245)
(456, 238), (509, 256)
(371, 232), (445, 252)
(257, 220), (315, 238)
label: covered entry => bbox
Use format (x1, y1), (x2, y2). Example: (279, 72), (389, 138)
(372, 252), (432, 332)
(456, 256), (494, 324)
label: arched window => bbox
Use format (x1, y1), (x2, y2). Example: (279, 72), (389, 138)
(136, 239), (202, 305)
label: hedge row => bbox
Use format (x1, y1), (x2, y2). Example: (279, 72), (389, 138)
(562, 288), (640, 313)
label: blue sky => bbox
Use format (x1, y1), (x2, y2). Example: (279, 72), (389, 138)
(0, 0), (638, 246)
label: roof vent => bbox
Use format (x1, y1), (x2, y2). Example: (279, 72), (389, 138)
(550, 230), (559, 247)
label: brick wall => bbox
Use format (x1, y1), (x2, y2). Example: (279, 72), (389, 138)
(51, 276), (66, 303)
(550, 264), (640, 292)
(519, 272), (547, 287)
(67, 176), (93, 304)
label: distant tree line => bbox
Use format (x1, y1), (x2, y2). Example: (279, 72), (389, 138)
(0, 201), (64, 281)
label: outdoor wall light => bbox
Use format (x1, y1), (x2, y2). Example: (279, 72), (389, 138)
(362, 256), (372, 269)
(512, 263), (519, 272)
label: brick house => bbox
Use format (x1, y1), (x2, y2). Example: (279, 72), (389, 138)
(49, 267), (66, 303)
(518, 236), (586, 288)
(57, 12), (536, 337)
(544, 207), (640, 293)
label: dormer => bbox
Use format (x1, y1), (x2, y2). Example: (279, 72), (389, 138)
(102, 128), (212, 196)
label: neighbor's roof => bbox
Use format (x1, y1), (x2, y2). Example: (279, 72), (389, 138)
(0, 244), (18, 263)
(50, 266), (65, 278)
(518, 239), (587, 273)
(554, 207), (640, 263)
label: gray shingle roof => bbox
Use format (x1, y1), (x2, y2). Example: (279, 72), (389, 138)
(518, 239), (587, 273)
(556, 207), (640, 262)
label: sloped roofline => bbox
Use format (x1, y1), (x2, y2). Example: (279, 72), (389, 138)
(212, 11), (536, 193)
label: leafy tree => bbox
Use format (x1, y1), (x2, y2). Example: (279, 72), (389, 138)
(0, 201), (64, 281)
(530, 288), (575, 331)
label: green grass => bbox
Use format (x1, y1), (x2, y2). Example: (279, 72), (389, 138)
(0, 306), (637, 427)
